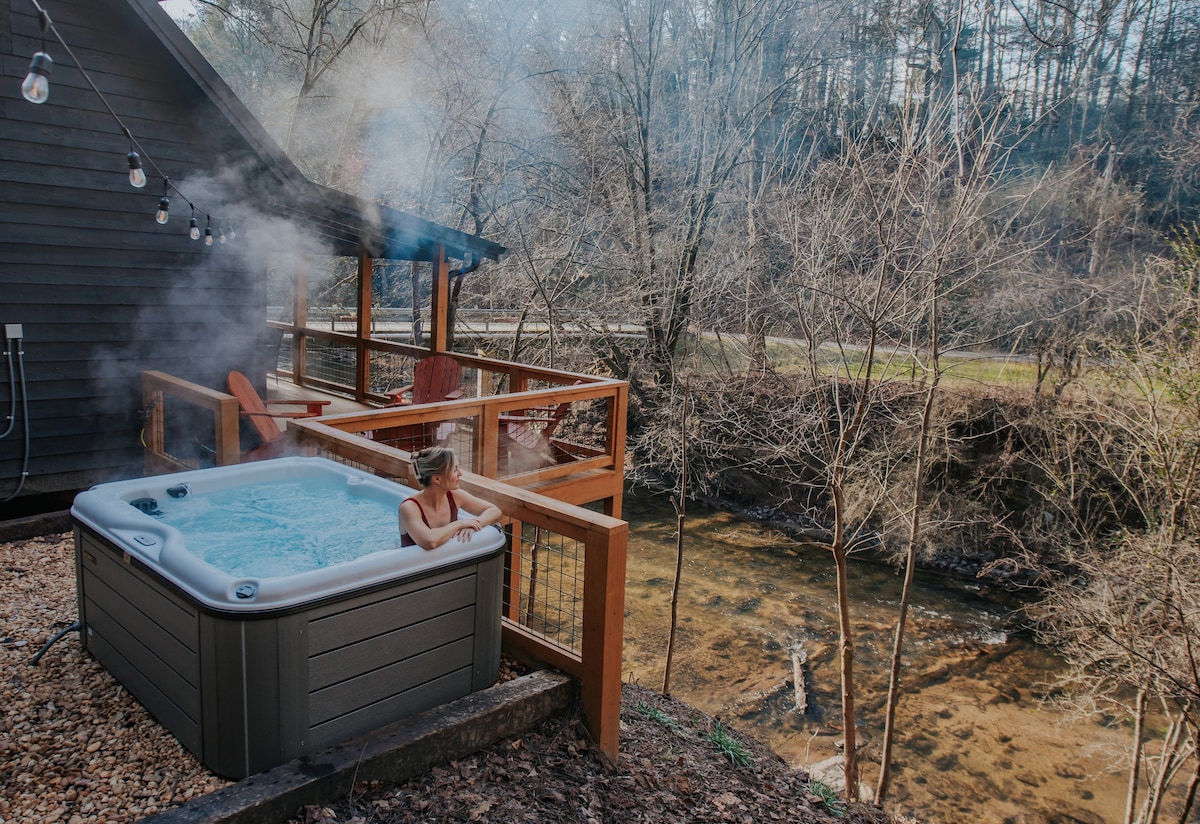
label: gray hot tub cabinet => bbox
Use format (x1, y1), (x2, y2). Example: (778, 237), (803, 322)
(74, 523), (503, 779)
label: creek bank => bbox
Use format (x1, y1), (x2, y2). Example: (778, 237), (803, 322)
(631, 375), (1070, 591)
(663, 489), (1042, 590)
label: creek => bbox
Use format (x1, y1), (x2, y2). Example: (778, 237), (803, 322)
(619, 492), (1171, 824)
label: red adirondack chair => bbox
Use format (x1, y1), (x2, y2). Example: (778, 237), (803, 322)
(387, 354), (464, 405)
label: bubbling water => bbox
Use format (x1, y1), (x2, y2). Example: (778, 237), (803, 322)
(151, 476), (401, 578)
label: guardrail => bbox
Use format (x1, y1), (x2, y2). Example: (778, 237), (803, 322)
(141, 371), (241, 471)
(273, 338), (627, 512)
(288, 418), (627, 758)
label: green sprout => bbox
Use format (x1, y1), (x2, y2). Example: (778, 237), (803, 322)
(703, 719), (754, 768)
(808, 779), (847, 818)
(634, 701), (680, 730)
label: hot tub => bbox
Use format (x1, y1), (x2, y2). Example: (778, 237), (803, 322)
(70, 456), (505, 779)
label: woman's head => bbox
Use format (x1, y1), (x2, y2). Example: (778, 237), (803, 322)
(411, 446), (457, 487)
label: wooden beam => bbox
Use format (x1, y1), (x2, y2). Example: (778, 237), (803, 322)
(430, 245), (449, 353)
(356, 252), (372, 399)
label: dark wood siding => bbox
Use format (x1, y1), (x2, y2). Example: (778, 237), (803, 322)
(1, 0), (278, 502)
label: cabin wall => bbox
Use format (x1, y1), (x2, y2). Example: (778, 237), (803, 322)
(1, 0), (275, 506)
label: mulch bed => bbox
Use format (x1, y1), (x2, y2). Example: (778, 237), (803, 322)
(288, 684), (897, 824)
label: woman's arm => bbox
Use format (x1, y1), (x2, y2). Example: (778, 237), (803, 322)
(448, 489), (503, 540)
(399, 498), (465, 550)
(400, 494), (501, 549)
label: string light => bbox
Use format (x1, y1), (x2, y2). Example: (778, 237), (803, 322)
(20, 9), (51, 104)
(127, 150), (147, 188)
(18, 0), (235, 245)
(21, 54), (51, 104)
(155, 180), (171, 224)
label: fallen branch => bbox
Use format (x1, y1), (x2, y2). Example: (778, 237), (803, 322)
(792, 644), (809, 714)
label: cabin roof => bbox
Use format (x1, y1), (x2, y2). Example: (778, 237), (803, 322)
(131, 0), (504, 263)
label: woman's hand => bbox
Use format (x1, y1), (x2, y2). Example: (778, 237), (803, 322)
(455, 518), (485, 541)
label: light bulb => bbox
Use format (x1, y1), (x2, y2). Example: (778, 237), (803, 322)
(127, 151), (147, 188)
(219, 229), (227, 244)
(189, 216), (200, 240)
(204, 227), (213, 246)
(21, 52), (52, 104)
(156, 195), (170, 225)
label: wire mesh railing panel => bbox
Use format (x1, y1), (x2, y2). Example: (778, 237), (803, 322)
(303, 339), (357, 389)
(367, 349), (417, 397)
(344, 413), (479, 473)
(157, 394), (219, 469)
(508, 523), (585, 654)
(276, 333), (294, 375)
(495, 395), (610, 480)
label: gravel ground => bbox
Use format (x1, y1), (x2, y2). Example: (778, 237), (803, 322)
(0, 531), (231, 824)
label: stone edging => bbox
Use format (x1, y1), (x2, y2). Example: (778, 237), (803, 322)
(139, 669), (577, 824)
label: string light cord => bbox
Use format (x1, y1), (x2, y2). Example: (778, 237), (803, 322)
(23, 0), (233, 239)
(22, 2), (476, 258)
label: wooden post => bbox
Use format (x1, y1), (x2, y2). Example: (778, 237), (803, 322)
(581, 520), (628, 759)
(502, 519), (525, 623)
(293, 258), (309, 384)
(605, 382), (628, 518)
(214, 395), (241, 466)
(356, 252), (373, 399)
(478, 396), (502, 479)
(429, 245), (450, 354)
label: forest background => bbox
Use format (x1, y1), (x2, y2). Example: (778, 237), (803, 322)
(169, 0), (1200, 819)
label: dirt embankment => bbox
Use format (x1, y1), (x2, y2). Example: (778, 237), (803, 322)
(633, 377), (1063, 589)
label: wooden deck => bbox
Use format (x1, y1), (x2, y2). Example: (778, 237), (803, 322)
(267, 380), (375, 415)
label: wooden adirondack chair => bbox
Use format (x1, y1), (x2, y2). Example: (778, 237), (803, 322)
(227, 370), (330, 460)
(387, 354), (464, 405)
(499, 386), (578, 473)
(374, 354), (465, 452)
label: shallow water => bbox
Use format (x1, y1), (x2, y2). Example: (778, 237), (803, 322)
(620, 493), (1182, 823)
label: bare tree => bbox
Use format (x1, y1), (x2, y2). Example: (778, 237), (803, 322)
(1030, 236), (1200, 823)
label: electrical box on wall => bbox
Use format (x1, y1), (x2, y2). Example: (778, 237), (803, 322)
(4, 324), (23, 340)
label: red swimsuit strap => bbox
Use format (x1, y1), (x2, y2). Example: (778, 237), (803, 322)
(408, 497), (431, 527)
(401, 493), (460, 547)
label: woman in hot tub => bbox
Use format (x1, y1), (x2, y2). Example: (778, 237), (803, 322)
(400, 446), (502, 549)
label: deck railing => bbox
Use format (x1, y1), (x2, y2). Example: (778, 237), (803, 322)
(312, 379), (626, 512)
(273, 321), (622, 401)
(289, 419), (627, 758)
(141, 370), (241, 471)
(274, 337), (627, 514)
